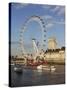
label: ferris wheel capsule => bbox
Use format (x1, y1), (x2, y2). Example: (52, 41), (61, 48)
(44, 30), (46, 32)
(40, 18), (43, 21)
(44, 35), (46, 37)
(19, 15), (47, 56)
(42, 21), (45, 24)
(43, 25), (45, 27)
(43, 40), (46, 42)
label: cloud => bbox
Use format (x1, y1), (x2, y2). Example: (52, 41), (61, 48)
(57, 7), (65, 16)
(51, 6), (65, 16)
(41, 15), (65, 29)
(12, 3), (29, 9)
(40, 15), (54, 29)
(53, 21), (65, 25)
(42, 5), (65, 16)
(46, 23), (54, 28)
(46, 20), (65, 29)
(41, 5), (52, 9)
(51, 6), (60, 12)
(41, 15), (52, 20)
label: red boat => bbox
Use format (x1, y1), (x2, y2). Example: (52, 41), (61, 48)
(27, 59), (48, 66)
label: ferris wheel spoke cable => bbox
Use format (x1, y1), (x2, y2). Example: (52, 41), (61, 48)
(19, 15), (47, 56)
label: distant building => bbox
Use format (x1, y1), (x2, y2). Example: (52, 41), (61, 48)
(48, 37), (57, 50)
(44, 37), (65, 63)
(45, 47), (65, 63)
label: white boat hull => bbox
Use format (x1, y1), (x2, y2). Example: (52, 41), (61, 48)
(37, 65), (56, 72)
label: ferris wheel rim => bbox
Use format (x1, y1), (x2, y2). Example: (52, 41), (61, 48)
(19, 15), (46, 54)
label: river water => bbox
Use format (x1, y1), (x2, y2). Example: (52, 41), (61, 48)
(10, 65), (65, 87)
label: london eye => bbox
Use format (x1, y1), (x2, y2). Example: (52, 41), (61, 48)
(19, 15), (47, 59)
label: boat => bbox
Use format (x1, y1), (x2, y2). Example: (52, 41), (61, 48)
(37, 65), (56, 72)
(14, 64), (23, 73)
(50, 66), (56, 72)
(37, 65), (42, 69)
(11, 63), (15, 66)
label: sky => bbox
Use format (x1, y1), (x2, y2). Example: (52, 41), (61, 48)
(10, 3), (65, 56)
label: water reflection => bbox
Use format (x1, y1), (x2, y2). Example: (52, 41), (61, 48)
(11, 65), (65, 87)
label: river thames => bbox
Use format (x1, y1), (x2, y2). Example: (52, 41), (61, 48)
(10, 65), (65, 87)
